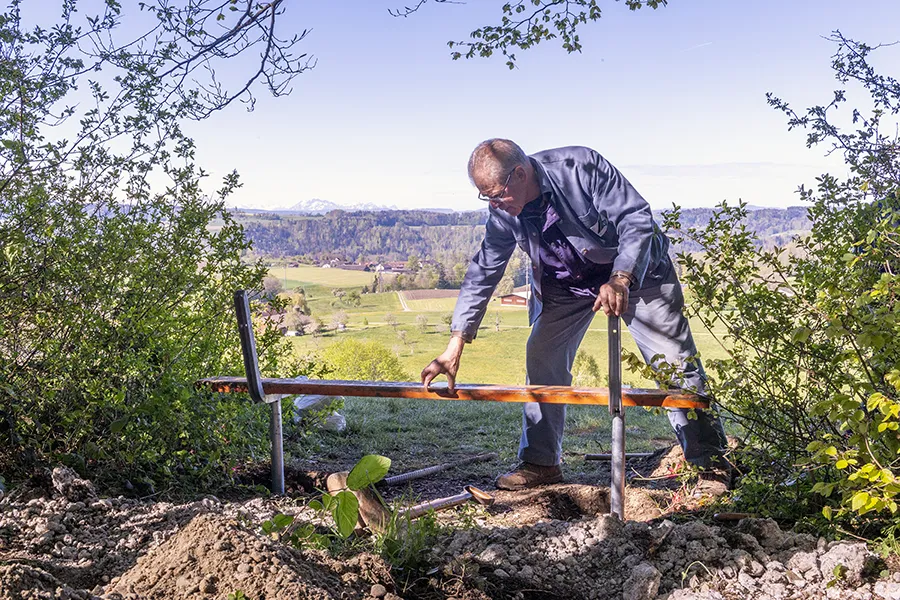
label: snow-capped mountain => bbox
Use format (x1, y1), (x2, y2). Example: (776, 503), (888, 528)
(280, 199), (398, 214)
(281, 198), (340, 213)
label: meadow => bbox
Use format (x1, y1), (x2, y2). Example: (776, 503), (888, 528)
(272, 265), (730, 387)
(270, 266), (732, 474)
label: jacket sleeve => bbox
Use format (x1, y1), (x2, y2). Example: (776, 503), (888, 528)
(450, 211), (517, 341)
(591, 151), (655, 287)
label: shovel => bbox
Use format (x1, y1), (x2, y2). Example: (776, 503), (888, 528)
(400, 485), (494, 520)
(325, 471), (493, 533)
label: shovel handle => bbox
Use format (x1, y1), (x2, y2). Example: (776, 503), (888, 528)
(382, 453), (497, 486)
(399, 486), (494, 520)
(400, 491), (473, 520)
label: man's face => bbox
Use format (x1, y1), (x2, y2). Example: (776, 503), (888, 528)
(477, 166), (529, 217)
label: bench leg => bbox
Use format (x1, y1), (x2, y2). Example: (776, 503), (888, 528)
(270, 400), (285, 495)
(235, 290), (285, 495)
(608, 315), (625, 520)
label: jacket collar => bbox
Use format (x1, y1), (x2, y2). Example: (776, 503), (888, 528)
(529, 156), (585, 228)
(530, 157), (555, 198)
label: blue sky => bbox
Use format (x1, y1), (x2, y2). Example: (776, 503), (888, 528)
(182, 0), (900, 212)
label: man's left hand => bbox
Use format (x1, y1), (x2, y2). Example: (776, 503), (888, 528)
(594, 276), (630, 316)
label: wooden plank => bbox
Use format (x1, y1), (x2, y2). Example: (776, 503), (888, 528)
(198, 377), (708, 409)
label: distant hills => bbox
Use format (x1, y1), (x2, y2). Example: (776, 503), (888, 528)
(235, 205), (812, 263)
(234, 199), (796, 217)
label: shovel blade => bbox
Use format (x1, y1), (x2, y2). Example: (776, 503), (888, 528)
(325, 471), (390, 533)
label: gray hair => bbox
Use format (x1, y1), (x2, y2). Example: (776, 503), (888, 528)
(467, 138), (529, 188)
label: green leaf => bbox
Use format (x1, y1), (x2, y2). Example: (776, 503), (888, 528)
(110, 419), (127, 434)
(308, 500), (323, 511)
(851, 491), (870, 511)
(346, 455), (391, 490)
(836, 459), (849, 469)
(822, 505), (833, 520)
(791, 327), (812, 344)
(333, 490), (359, 538)
(867, 393), (885, 412)
(272, 513), (294, 529)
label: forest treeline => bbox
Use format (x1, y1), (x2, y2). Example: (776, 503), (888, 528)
(238, 205), (812, 262)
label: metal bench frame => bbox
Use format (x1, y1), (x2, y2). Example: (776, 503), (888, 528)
(202, 290), (708, 520)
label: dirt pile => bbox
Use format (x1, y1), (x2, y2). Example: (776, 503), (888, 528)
(431, 514), (900, 599)
(108, 513), (383, 599)
(0, 562), (96, 600)
(3, 467), (900, 600)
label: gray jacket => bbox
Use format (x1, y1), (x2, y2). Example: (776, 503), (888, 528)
(451, 146), (671, 340)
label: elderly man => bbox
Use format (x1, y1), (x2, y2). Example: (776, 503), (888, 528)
(421, 139), (728, 491)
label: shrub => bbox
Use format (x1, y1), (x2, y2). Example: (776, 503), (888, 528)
(0, 2), (308, 490)
(320, 340), (410, 381)
(665, 33), (900, 524)
(572, 350), (603, 388)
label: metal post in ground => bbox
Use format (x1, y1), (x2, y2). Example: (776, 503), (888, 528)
(608, 315), (625, 519)
(234, 290), (285, 495)
(269, 399), (285, 494)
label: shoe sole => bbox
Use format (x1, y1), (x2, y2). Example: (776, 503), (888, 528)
(495, 475), (564, 491)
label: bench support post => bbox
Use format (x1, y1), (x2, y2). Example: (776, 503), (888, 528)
(608, 315), (625, 520)
(235, 290), (285, 495)
(269, 398), (285, 494)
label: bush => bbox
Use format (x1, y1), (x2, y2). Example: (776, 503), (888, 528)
(320, 340), (410, 381)
(572, 350), (603, 388)
(0, 2), (308, 490)
(665, 33), (900, 525)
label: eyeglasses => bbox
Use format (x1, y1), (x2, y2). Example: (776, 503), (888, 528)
(477, 170), (514, 203)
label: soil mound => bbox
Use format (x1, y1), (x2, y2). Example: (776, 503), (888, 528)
(107, 513), (385, 599)
(4, 467), (900, 600)
(432, 514), (899, 600)
(0, 563), (97, 600)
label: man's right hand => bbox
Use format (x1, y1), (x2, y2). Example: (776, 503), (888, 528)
(421, 336), (466, 392)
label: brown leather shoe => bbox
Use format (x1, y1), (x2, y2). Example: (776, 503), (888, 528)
(496, 462), (563, 490)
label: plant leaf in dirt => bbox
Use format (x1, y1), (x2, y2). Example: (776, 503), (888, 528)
(333, 490), (360, 538)
(347, 454), (391, 490)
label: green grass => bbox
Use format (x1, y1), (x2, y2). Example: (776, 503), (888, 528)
(402, 296), (460, 312)
(275, 265), (381, 289)
(288, 310), (728, 387)
(274, 267), (731, 474)
(289, 397), (677, 478)
(305, 289), (402, 317)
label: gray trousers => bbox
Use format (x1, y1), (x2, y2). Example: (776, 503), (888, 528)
(519, 264), (727, 469)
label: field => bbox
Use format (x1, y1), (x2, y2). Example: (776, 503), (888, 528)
(270, 265), (733, 472)
(272, 266), (730, 387)
(275, 264), (389, 289)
